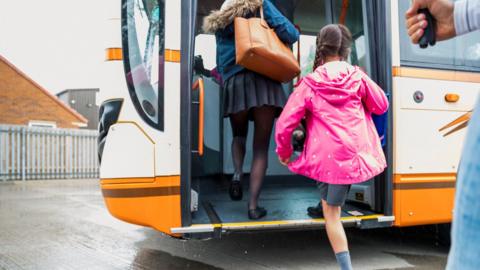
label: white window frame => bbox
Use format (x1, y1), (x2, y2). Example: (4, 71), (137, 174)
(28, 120), (57, 128)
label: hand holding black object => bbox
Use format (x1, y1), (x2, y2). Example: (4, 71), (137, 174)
(418, 9), (436, 48)
(405, 0), (455, 44)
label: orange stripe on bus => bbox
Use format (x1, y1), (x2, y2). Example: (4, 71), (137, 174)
(101, 176), (180, 188)
(392, 66), (480, 83)
(393, 173), (456, 183)
(105, 48), (122, 61)
(165, 49), (181, 62)
(101, 177), (154, 185)
(393, 173), (455, 227)
(105, 48), (180, 62)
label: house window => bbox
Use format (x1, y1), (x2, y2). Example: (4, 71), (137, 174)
(28, 121), (57, 128)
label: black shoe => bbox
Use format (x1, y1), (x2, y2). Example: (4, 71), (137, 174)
(248, 206), (267, 220)
(307, 203), (324, 218)
(229, 174), (243, 201)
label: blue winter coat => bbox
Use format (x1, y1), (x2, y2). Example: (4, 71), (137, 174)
(204, 0), (299, 83)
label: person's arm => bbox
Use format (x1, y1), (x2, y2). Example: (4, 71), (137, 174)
(454, 0), (480, 36)
(263, 0), (299, 45)
(360, 72), (389, 115)
(275, 80), (309, 163)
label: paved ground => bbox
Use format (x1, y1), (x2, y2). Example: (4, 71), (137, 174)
(0, 180), (449, 270)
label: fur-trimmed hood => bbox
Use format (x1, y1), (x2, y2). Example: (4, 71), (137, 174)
(202, 0), (262, 33)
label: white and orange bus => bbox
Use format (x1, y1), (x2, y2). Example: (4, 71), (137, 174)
(98, 0), (480, 238)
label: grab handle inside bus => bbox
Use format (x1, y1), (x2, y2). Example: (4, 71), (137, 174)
(192, 78), (204, 156)
(295, 25), (301, 82)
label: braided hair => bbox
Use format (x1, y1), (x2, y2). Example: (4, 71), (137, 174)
(313, 24), (352, 71)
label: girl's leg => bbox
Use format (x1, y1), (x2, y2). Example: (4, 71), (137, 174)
(229, 110), (249, 177)
(249, 106), (276, 210)
(322, 200), (352, 270)
(228, 110), (249, 200)
(322, 199), (348, 252)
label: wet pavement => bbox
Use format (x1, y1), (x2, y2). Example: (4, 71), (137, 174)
(0, 180), (448, 270)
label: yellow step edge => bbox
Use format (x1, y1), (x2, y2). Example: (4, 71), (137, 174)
(191, 214), (383, 228)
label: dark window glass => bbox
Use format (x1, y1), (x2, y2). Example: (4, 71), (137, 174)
(122, 0), (165, 130)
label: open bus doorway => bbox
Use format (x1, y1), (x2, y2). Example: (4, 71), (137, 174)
(188, 0), (390, 230)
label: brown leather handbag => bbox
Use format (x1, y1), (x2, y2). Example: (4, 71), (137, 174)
(234, 7), (300, 83)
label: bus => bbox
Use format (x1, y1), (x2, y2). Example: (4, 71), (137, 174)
(98, 0), (480, 238)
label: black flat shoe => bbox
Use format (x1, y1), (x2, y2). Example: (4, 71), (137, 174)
(248, 206), (267, 220)
(307, 203), (324, 218)
(229, 174), (243, 201)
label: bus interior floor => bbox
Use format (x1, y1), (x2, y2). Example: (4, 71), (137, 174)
(191, 176), (378, 225)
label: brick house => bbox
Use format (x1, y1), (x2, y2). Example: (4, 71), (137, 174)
(0, 55), (87, 128)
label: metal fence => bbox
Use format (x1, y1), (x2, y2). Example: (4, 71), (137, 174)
(0, 125), (99, 181)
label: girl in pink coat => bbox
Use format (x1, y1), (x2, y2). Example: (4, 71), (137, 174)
(275, 24), (389, 270)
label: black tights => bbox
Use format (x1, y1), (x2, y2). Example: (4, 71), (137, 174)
(229, 106), (276, 210)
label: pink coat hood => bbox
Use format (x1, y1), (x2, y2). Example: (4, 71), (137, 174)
(275, 62), (389, 184)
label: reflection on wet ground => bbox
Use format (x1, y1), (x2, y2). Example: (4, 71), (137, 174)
(383, 252), (447, 270)
(131, 249), (223, 270)
(0, 180), (448, 270)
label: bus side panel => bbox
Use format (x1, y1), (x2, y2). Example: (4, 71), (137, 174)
(101, 176), (181, 234)
(393, 76), (475, 174)
(100, 122), (155, 180)
(393, 174), (455, 226)
(99, 122), (181, 235)
(392, 74), (479, 226)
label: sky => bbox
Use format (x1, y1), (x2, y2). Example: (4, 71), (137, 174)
(0, 0), (315, 97)
(0, 0), (320, 99)
(0, 0), (109, 94)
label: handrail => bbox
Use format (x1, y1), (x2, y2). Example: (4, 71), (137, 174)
(192, 78), (204, 156)
(295, 25), (301, 82)
(339, 0), (350, 25)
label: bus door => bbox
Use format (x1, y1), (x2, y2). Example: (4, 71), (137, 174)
(170, 0), (394, 236)
(99, 0), (183, 235)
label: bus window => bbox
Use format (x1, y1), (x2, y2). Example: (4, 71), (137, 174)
(293, 0), (371, 77)
(294, 0), (327, 34)
(332, 0), (371, 75)
(293, 0), (327, 77)
(293, 35), (315, 77)
(398, 0), (480, 71)
(122, 0), (166, 130)
(194, 34), (216, 71)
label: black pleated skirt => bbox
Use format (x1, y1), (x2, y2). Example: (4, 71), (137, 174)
(223, 69), (287, 119)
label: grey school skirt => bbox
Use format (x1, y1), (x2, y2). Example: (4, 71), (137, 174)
(223, 69), (287, 119)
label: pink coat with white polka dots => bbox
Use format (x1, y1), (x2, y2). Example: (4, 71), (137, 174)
(275, 62), (389, 184)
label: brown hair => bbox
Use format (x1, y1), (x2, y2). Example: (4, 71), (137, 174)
(313, 24), (352, 70)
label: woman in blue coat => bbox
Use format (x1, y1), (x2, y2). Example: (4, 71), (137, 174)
(203, 0), (299, 219)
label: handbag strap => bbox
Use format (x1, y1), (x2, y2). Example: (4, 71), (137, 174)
(258, 6), (269, 29)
